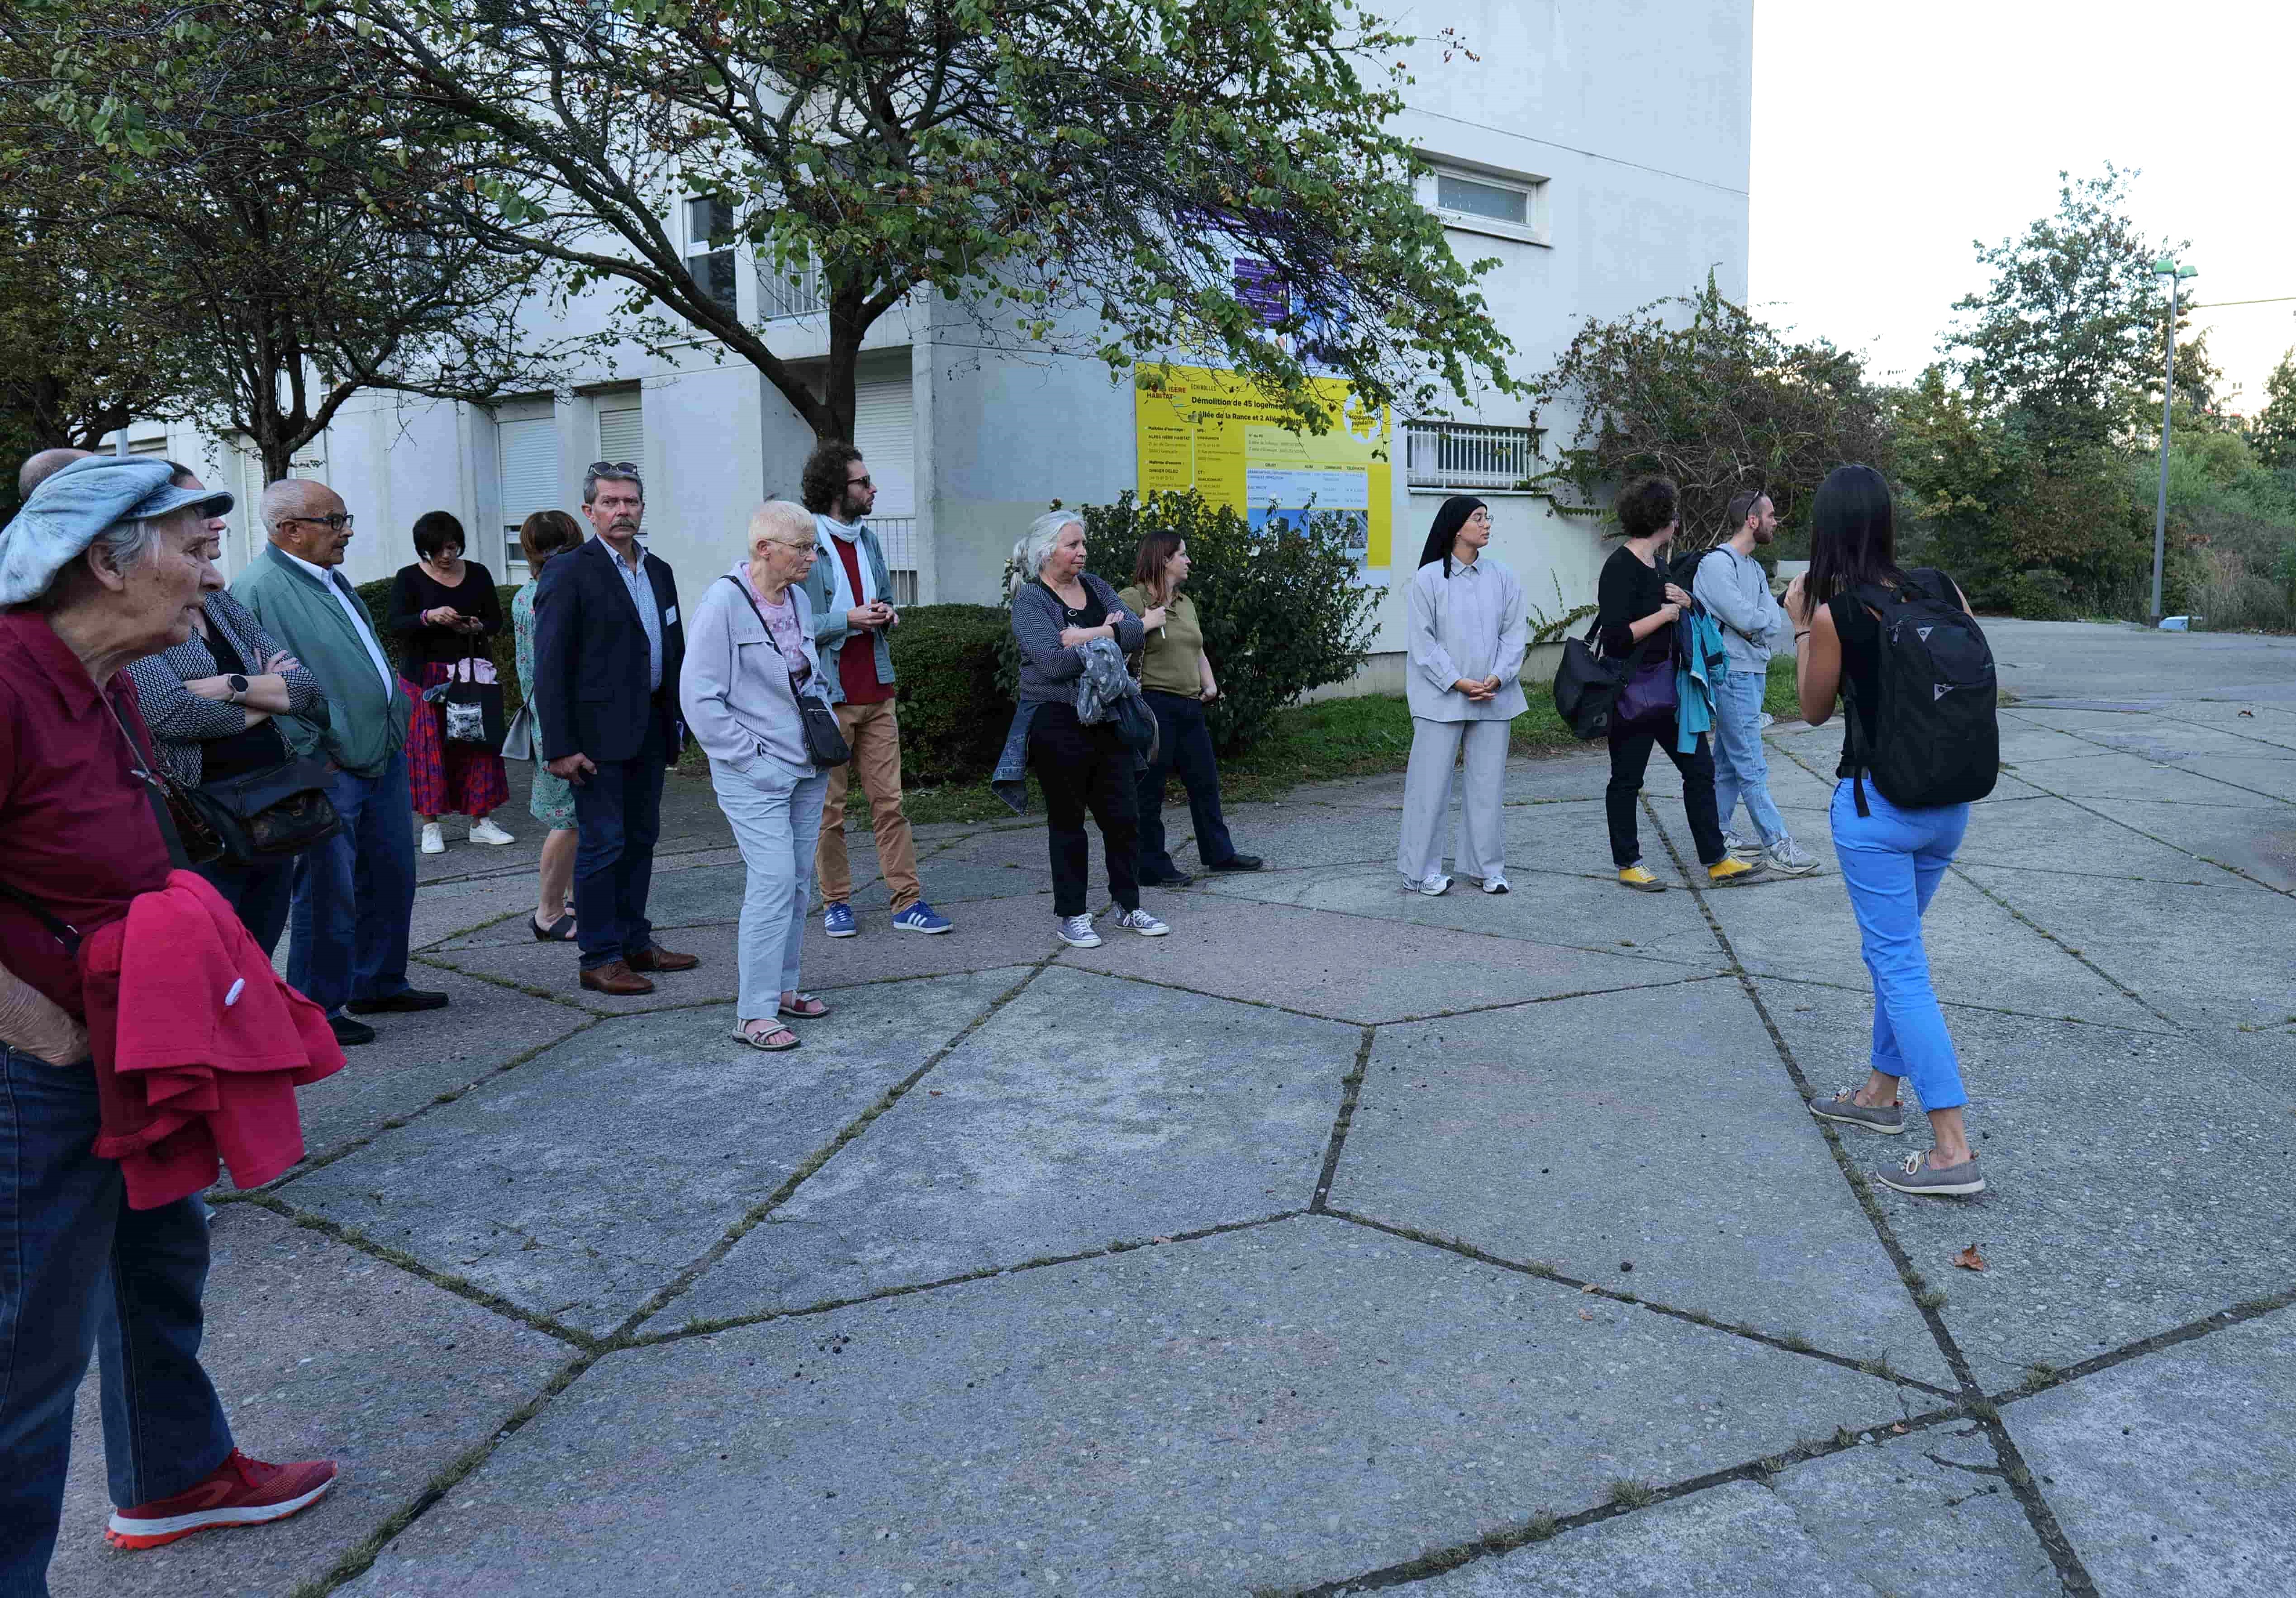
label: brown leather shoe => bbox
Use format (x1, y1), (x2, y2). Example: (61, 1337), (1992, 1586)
(579, 961), (655, 996)
(626, 945), (699, 973)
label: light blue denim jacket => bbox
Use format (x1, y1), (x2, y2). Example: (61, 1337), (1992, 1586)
(798, 515), (898, 704)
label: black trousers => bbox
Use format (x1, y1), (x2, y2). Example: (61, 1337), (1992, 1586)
(1606, 714), (1726, 868)
(1029, 703), (1139, 917)
(1136, 690), (1239, 877)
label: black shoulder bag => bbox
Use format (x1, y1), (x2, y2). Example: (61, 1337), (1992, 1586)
(717, 576), (851, 767)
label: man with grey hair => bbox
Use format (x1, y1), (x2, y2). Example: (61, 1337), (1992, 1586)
(232, 478), (444, 1045)
(533, 460), (697, 994)
(0, 454), (340, 1588)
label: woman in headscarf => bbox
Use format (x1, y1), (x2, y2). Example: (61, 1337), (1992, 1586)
(1397, 496), (1527, 896)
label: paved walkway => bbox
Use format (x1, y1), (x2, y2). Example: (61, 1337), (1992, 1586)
(56, 621), (2296, 1598)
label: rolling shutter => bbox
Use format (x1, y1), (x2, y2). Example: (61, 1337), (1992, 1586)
(597, 396), (644, 466)
(851, 376), (914, 517)
(498, 416), (561, 541)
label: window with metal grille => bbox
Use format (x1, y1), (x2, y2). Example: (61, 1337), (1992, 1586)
(685, 197), (737, 315)
(1405, 420), (1541, 490)
(756, 245), (824, 319)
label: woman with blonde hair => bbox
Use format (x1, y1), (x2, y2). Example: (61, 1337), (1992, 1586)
(512, 509), (584, 940)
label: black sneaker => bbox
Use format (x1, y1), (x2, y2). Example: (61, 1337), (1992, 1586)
(347, 989), (450, 1015)
(1139, 869), (1195, 887)
(1206, 854), (1264, 872)
(328, 1014), (376, 1048)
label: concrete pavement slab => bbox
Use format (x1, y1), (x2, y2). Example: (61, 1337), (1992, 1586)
(1057, 894), (1711, 1024)
(285, 966), (592, 1164)
(1944, 795), (2232, 885)
(665, 966), (1356, 1325)
(276, 970), (1025, 1335)
(2005, 1306), (2296, 1597)
(338, 1217), (1908, 1598)
(405, 873), (546, 951)
(2008, 749), (2283, 807)
(1195, 861), (1729, 971)
(1956, 864), (2296, 1030)
(2072, 796), (2296, 890)
(419, 920), (746, 1011)
(1764, 1421), (2063, 1597)
(1328, 982), (1954, 1386)
(1758, 981), (2296, 1391)
(53, 1205), (566, 1598)
(1405, 1481), (1884, 1597)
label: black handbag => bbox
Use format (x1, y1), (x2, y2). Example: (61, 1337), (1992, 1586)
(719, 576), (851, 768)
(428, 650), (508, 751)
(1552, 615), (1626, 740)
(181, 752), (342, 866)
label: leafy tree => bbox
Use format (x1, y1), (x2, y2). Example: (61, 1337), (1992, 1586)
(2251, 348), (2296, 469)
(1946, 166), (2182, 458)
(1529, 277), (1893, 548)
(13, 0), (561, 480)
(323, 0), (1515, 446)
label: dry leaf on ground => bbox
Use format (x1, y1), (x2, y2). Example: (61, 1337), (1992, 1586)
(1952, 1243), (1988, 1272)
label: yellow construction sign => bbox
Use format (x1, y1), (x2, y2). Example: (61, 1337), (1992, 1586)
(1135, 365), (1392, 577)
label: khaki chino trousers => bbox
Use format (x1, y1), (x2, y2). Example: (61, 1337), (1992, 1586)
(815, 697), (922, 912)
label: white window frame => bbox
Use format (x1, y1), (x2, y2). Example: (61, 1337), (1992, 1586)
(684, 196), (738, 316)
(1417, 157), (1549, 247)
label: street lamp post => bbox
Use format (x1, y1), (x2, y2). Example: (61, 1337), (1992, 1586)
(2150, 256), (2197, 624)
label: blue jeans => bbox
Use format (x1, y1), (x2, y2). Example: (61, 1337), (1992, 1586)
(197, 856), (295, 959)
(288, 749), (418, 1016)
(710, 754), (828, 1022)
(1, 1047), (234, 1596)
(571, 718), (665, 971)
(1830, 780), (1972, 1113)
(1136, 691), (1239, 877)
(1711, 669), (1788, 847)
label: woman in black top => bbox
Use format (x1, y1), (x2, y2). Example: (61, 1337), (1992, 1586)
(1787, 464), (1988, 1197)
(388, 510), (512, 853)
(1595, 476), (1757, 891)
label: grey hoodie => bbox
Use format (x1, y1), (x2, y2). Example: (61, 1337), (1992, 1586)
(1693, 543), (1789, 673)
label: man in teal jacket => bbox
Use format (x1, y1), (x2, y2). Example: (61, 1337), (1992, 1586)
(231, 479), (445, 1047)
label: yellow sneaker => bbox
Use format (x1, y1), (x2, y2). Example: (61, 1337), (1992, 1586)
(1708, 856), (1763, 885)
(1617, 865), (1668, 893)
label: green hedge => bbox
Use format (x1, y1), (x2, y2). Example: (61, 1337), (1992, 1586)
(887, 603), (1014, 786)
(353, 578), (526, 723)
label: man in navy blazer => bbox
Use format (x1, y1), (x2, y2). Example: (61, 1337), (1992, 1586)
(534, 461), (700, 994)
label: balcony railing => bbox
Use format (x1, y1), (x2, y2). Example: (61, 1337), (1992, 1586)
(1405, 420), (1542, 490)
(756, 252), (825, 320)
(874, 515), (921, 606)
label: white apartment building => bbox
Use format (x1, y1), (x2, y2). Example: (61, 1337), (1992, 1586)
(127, 0), (1752, 674)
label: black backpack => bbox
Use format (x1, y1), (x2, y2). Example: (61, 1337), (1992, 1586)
(1837, 572), (1998, 816)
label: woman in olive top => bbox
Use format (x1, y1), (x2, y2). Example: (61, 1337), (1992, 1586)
(1117, 531), (1261, 887)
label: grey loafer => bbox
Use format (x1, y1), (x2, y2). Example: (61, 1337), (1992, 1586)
(1874, 1150), (1986, 1197)
(1807, 1089), (1905, 1135)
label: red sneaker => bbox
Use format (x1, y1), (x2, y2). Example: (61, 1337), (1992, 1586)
(105, 1448), (338, 1550)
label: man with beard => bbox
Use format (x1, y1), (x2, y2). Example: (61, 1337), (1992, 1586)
(532, 461), (699, 994)
(1695, 489), (1817, 875)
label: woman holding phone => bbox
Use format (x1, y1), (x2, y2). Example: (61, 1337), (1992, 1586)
(388, 509), (511, 855)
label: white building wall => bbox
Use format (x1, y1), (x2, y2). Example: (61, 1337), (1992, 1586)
(143, 0), (1750, 685)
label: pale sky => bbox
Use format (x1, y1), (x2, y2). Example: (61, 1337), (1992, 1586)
(1749, 0), (2296, 416)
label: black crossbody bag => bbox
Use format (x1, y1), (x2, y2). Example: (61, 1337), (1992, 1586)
(717, 576), (851, 767)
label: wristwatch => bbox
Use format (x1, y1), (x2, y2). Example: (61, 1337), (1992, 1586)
(227, 673), (249, 702)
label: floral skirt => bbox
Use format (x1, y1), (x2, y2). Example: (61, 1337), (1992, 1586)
(402, 667), (510, 820)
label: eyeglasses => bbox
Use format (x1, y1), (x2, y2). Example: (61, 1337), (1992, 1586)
(846, 474), (873, 490)
(589, 460), (640, 476)
(764, 538), (818, 552)
(283, 513), (355, 533)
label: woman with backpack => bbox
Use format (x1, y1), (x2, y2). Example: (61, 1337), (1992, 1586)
(1397, 496), (1527, 896)
(1787, 463), (1995, 1197)
(1595, 477), (1759, 892)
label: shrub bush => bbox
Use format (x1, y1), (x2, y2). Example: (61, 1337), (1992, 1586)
(888, 603), (1013, 786)
(1017, 489), (1375, 754)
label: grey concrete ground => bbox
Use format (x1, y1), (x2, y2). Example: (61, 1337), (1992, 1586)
(51, 620), (2296, 1597)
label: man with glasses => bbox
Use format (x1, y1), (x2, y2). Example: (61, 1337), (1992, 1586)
(230, 479), (445, 1048)
(532, 460), (699, 994)
(796, 441), (951, 939)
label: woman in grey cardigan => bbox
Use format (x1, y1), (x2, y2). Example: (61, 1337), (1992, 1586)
(124, 582), (329, 953)
(1009, 511), (1170, 948)
(679, 501), (837, 1051)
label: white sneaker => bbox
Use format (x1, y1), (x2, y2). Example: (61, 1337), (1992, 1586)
(1479, 873), (1510, 895)
(1721, 830), (1762, 862)
(1055, 914), (1101, 948)
(419, 822), (445, 855)
(1116, 906), (1169, 937)
(468, 817), (516, 846)
(1765, 837), (1821, 876)
(1408, 873), (1452, 897)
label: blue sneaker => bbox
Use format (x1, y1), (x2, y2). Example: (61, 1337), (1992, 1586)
(823, 902), (858, 939)
(892, 901), (953, 935)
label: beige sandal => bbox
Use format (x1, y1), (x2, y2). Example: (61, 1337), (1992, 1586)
(734, 1021), (799, 1053)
